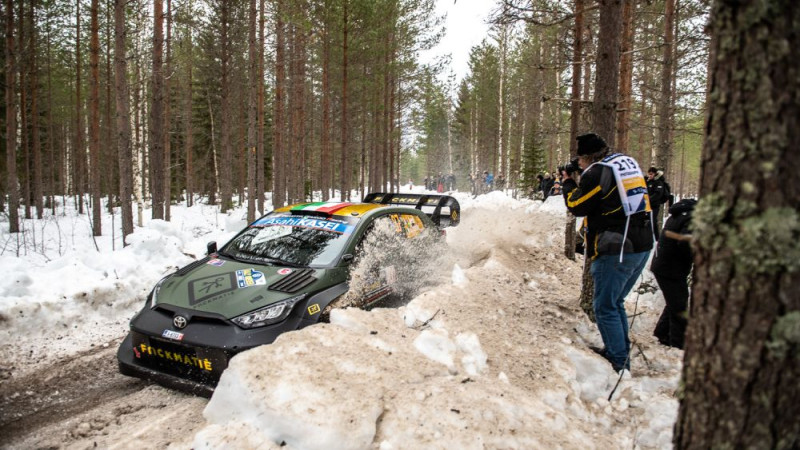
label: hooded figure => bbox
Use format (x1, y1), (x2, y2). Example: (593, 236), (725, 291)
(651, 198), (696, 349)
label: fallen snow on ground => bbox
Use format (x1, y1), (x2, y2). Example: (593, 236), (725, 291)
(0, 190), (682, 449)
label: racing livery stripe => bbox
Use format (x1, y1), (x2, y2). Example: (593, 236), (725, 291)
(275, 202), (385, 216)
(314, 203), (354, 214)
(332, 204), (386, 216)
(293, 202), (328, 210)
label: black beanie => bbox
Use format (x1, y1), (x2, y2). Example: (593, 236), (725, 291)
(576, 133), (607, 156)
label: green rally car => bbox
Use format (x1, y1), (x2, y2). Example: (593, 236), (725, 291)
(117, 193), (460, 396)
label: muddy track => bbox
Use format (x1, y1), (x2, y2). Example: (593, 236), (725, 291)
(0, 336), (206, 449)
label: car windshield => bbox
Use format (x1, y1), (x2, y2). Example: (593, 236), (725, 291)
(221, 214), (358, 267)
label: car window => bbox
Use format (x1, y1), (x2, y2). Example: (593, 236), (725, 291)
(222, 214), (358, 267)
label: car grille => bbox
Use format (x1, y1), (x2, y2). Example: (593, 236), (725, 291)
(269, 269), (316, 293)
(130, 331), (231, 384)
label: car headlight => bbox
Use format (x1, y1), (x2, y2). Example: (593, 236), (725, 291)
(232, 295), (305, 329)
(149, 276), (171, 308)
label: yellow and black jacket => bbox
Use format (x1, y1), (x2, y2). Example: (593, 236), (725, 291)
(562, 163), (653, 260)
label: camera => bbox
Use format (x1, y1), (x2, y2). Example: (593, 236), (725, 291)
(564, 158), (582, 176)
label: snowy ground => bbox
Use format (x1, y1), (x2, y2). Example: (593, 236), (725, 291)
(0, 189), (682, 449)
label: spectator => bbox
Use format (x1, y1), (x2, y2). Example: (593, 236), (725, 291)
(562, 132), (654, 373)
(646, 167), (670, 239)
(535, 174), (544, 199)
(541, 173), (554, 200)
(549, 181), (562, 197)
(651, 198), (696, 349)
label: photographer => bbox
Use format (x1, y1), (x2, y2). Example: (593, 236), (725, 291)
(561, 133), (654, 373)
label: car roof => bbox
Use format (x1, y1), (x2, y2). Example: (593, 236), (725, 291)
(273, 201), (395, 219)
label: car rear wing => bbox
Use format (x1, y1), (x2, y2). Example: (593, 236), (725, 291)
(362, 192), (460, 227)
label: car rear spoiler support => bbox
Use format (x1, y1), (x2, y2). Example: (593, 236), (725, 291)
(362, 192), (460, 227)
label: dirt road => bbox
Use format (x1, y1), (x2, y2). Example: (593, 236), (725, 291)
(0, 336), (207, 449)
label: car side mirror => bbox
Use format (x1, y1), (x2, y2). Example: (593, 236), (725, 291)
(340, 254), (354, 264)
(207, 241), (218, 255)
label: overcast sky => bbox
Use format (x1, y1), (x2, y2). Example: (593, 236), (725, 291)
(422, 0), (498, 85)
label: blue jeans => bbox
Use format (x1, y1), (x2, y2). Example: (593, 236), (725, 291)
(590, 251), (650, 371)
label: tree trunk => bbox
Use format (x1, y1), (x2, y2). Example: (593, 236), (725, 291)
(257, 0), (265, 213)
(272, 0), (286, 209)
(90, 0), (102, 235)
(675, 0), (800, 447)
(19, 0), (31, 221)
(75, 0), (85, 215)
(104, 1), (114, 215)
(29, 0), (43, 220)
(115, 0), (133, 244)
(592, 0), (622, 145)
(5, 0), (19, 233)
(46, 12), (55, 215)
(655, 0), (675, 175)
(163, 0), (172, 221)
(184, 3), (194, 208)
(339, 0), (349, 201)
(321, 0), (331, 200)
(615, 0), (635, 155)
(150, 0), (164, 219)
(219, 0), (232, 212)
(566, 0), (584, 261)
(247, 0), (258, 222)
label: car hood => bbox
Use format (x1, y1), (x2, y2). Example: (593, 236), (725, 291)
(154, 258), (335, 319)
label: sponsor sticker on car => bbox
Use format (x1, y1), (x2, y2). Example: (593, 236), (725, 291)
(236, 268), (266, 288)
(277, 268), (293, 275)
(207, 258), (225, 267)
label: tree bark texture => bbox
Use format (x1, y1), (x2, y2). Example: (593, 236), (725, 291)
(615, 0), (635, 155)
(592, 0), (623, 146)
(339, 0), (349, 201)
(656, 0), (675, 175)
(272, 0), (286, 209)
(29, 0), (43, 220)
(566, 0), (584, 261)
(5, 0), (19, 233)
(75, 0), (85, 214)
(675, 1), (800, 448)
(247, 0), (258, 222)
(219, 0), (232, 212)
(321, 0), (331, 201)
(90, 0), (102, 235)
(164, 0), (172, 222)
(150, 0), (165, 219)
(257, 0), (266, 213)
(184, 4), (194, 209)
(114, 0), (134, 244)
(569, 0), (584, 156)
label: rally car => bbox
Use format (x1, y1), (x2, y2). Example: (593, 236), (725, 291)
(117, 193), (460, 396)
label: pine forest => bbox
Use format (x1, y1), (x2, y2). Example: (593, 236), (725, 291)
(1, 0), (709, 243)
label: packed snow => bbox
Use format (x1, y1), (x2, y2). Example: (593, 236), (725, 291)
(0, 189), (683, 449)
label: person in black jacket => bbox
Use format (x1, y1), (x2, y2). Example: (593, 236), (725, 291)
(646, 167), (670, 239)
(562, 132), (654, 372)
(650, 198), (696, 349)
(541, 173), (554, 200)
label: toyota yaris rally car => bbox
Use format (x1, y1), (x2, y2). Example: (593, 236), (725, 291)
(117, 193), (460, 396)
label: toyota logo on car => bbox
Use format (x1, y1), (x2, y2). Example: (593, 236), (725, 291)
(173, 315), (188, 329)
